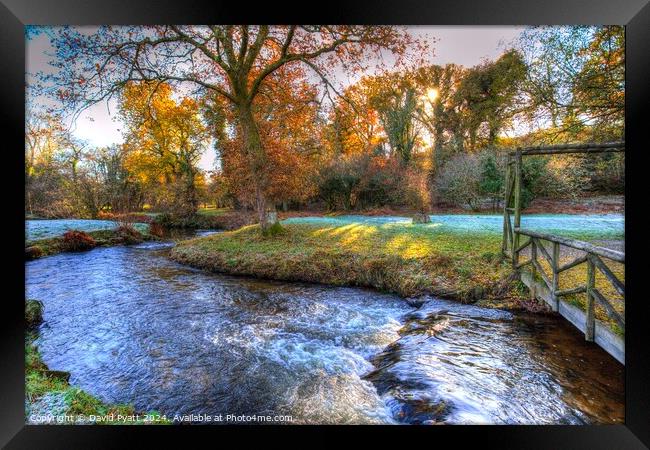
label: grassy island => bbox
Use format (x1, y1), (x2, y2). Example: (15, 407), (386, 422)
(171, 221), (533, 309)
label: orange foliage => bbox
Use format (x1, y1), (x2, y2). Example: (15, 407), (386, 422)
(216, 64), (323, 207)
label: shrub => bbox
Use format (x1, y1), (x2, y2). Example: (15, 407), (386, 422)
(479, 152), (505, 211)
(148, 222), (165, 238)
(61, 230), (96, 252)
(115, 223), (143, 244)
(25, 245), (44, 260)
(318, 160), (360, 210)
(26, 299), (44, 328)
(435, 153), (482, 209)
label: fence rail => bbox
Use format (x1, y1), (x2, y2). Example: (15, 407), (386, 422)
(501, 142), (625, 364)
(515, 228), (625, 336)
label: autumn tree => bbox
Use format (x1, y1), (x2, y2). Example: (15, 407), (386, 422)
(207, 63), (324, 211)
(25, 112), (81, 217)
(119, 81), (210, 216)
(572, 26), (624, 132)
(327, 77), (388, 157)
(38, 25), (422, 231)
(454, 50), (527, 150)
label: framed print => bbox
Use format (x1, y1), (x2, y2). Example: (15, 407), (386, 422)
(2, 0), (649, 447)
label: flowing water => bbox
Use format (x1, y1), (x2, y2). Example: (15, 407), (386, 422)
(25, 239), (624, 425)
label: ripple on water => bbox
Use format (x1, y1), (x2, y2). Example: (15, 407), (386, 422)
(26, 244), (623, 424)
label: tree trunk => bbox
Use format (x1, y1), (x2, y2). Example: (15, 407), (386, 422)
(238, 102), (273, 231)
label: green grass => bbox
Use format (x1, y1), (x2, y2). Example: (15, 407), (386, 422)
(171, 222), (528, 307)
(196, 207), (232, 217)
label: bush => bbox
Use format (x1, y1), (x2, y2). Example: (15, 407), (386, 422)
(115, 223), (143, 244)
(397, 167), (431, 211)
(26, 299), (44, 329)
(148, 222), (165, 238)
(435, 153), (482, 209)
(479, 152), (505, 211)
(61, 230), (96, 252)
(318, 160), (361, 210)
(25, 245), (44, 260)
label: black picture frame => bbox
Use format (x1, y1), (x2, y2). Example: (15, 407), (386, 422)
(2, 0), (649, 447)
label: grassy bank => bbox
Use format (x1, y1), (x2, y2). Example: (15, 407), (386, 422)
(25, 227), (157, 260)
(170, 221), (625, 324)
(153, 209), (256, 231)
(25, 299), (170, 425)
(171, 221), (532, 308)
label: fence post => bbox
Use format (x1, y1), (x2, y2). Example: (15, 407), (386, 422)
(502, 156), (511, 257)
(552, 242), (560, 312)
(530, 238), (537, 301)
(585, 256), (596, 341)
(512, 149), (523, 268)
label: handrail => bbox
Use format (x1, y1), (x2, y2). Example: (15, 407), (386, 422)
(514, 228), (625, 263)
(501, 141), (625, 361)
(508, 141), (625, 156)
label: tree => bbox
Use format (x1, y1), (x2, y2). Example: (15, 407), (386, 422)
(435, 153), (482, 210)
(514, 26), (623, 138)
(329, 77), (387, 156)
(370, 77), (420, 166)
(119, 81), (210, 216)
(93, 145), (144, 213)
(479, 152), (504, 211)
(209, 63), (324, 210)
(455, 50), (527, 150)
(39, 25), (422, 231)
(412, 63), (466, 172)
(572, 26), (624, 131)
(25, 113), (76, 217)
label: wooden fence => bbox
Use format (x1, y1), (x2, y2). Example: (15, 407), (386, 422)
(501, 142), (625, 364)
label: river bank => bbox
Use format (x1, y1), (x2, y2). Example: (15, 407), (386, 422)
(25, 227), (158, 260)
(170, 220), (624, 322)
(171, 222), (533, 309)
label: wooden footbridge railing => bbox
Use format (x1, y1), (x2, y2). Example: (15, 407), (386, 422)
(502, 142), (625, 364)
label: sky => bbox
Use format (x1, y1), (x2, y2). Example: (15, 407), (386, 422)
(26, 26), (526, 171)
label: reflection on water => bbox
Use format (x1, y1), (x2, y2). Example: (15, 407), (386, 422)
(25, 242), (623, 424)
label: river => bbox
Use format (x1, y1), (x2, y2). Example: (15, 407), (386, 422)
(25, 237), (624, 424)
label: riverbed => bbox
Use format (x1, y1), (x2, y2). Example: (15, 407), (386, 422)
(25, 238), (624, 424)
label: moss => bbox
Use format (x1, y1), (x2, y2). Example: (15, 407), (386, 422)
(261, 221), (284, 237)
(25, 246), (44, 260)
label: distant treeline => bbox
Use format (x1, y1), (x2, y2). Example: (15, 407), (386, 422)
(26, 26), (623, 219)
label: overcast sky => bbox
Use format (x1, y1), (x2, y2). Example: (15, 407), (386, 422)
(27, 26), (526, 171)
